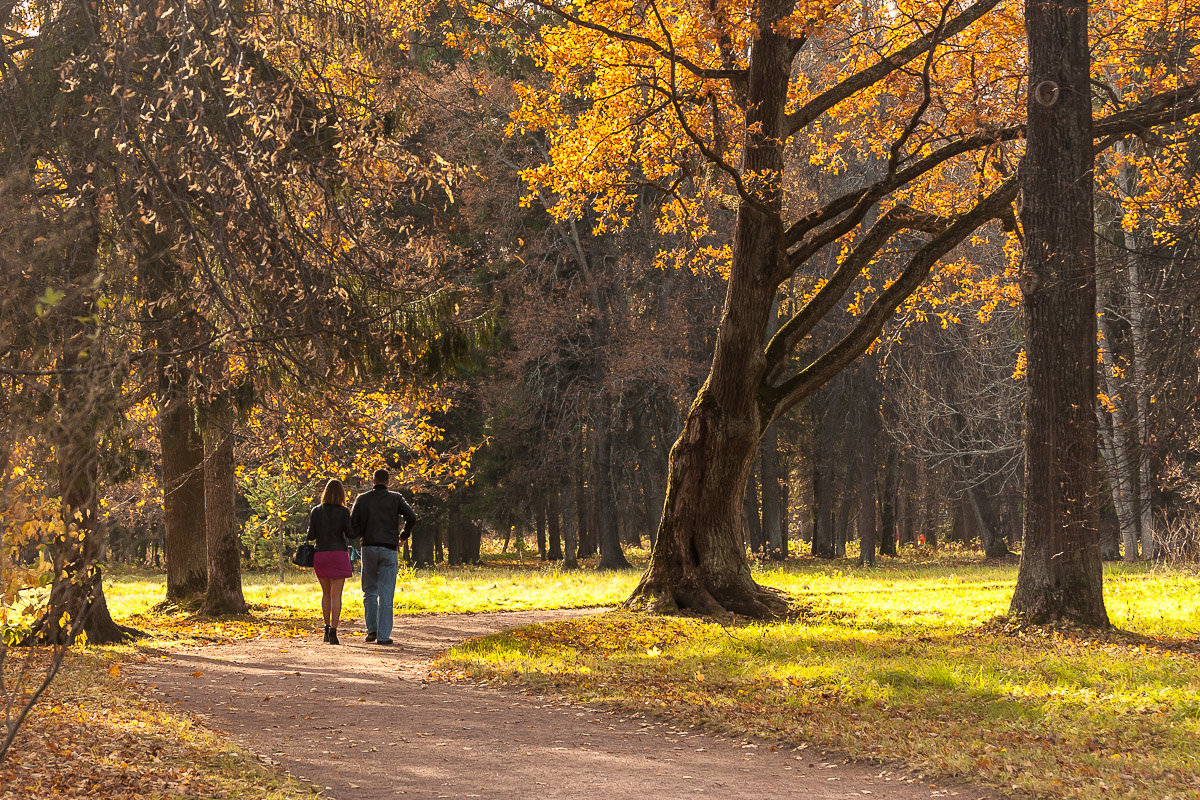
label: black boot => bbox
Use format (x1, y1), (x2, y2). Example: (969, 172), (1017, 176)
(323, 625), (331, 643)
(328, 628), (340, 645)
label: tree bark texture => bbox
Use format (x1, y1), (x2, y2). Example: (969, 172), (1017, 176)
(160, 394), (208, 601)
(626, 0), (794, 617)
(1010, 0), (1108, 626)
(200, 399), (248, 615)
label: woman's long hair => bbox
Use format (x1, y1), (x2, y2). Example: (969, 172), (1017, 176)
(321, 479), (346, 507)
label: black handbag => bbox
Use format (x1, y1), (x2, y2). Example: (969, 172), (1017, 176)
(292, 543), (316, 567)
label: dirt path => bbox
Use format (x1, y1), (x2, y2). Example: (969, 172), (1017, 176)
(127, 610), (1003, 800)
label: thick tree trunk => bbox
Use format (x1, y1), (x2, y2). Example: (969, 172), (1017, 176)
(625, 0), (796, 618)
(200, 399), (248, 616)
(627, 393), (788, 617)
(1010, 0), (1108, 626)
(412, 518), (435, 567)
(159, 395), (208, 602)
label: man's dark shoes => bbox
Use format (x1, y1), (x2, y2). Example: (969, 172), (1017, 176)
(328, 628), (340, 645)
(365, 632), (377, 643)
(376, 639), (394, 645)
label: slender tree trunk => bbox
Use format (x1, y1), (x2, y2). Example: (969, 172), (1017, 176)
(574, 471), (595, 558)
(160, 394), (208, 601)
(40, 197), (130, 645)
(1116, 139), (1158, 560)
(858, 377), (878, 567)
(835, 451), (856, 557)
(812, 403), (836, 558)
(744, 467), (764, 552)
(535, 498), (548, 560)
(200, 398), (248, 615)
(1096, 279), (1140, 560)
(879, 445), (899, 557)
(595, 417), (632, 569)
(547, 490), (563, 560)
(760, 425), (785, 559)
(1010, 0), (1108, 626)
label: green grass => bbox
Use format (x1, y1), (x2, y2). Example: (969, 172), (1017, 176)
(104, 552), (643, 641)
(436, 556), (1200, 800)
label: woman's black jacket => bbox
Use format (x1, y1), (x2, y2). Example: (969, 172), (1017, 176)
(306, 503), (352, 552)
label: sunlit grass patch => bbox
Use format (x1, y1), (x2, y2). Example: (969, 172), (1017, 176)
(437, 561), (1200, 800)
(104, 557), (638, 643)
(0, 647), (316, 800)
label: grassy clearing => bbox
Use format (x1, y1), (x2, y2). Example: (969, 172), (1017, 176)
(436, 557), (1200, 800)
(0, 647), (319, 800)
(104, 553), (641, 643)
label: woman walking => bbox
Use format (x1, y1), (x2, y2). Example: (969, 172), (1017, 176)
(307, 479), (354, 644)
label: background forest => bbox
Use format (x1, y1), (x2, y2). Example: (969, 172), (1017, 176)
(9, 0), (1194, 583)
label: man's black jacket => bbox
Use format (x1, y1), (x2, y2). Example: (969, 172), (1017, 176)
(350, 484), (417, 550)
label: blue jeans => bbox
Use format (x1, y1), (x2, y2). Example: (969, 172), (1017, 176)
(360, 545), (399, 640)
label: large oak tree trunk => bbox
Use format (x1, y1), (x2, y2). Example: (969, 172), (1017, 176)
(626, 2), (794, 617)
(200, 398), (248, 616)
(1009, 0), (1108, 626)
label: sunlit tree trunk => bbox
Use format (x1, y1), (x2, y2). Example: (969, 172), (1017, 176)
(1009, 0), (1108, 626)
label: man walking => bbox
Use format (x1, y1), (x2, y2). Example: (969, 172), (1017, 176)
(350, 469), (417, 645)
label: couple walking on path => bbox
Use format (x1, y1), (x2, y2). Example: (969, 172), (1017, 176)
(305, 469), (417, 645)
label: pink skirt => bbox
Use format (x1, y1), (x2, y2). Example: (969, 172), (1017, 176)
(313, 549), (352, 578)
